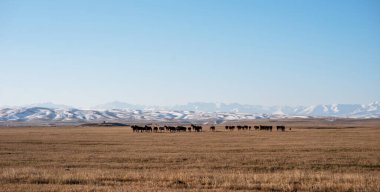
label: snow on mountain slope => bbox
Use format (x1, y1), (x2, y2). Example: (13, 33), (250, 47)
(293, 104), (373, 117)
(0, 107), (272, 123)
(0, 102), (379, 123)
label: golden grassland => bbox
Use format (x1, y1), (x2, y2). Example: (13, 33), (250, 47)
(0, 119), (379, 191)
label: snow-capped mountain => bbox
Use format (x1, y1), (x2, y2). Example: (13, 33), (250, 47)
(170, 102), (380, 118)
(0, 102), (379, 123)
(0, 107), (267, 123)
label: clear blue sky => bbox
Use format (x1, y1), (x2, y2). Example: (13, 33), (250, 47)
(0, 0), (379, 108)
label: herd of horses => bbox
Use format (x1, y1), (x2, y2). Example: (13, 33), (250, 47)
(131, 124), (288, 133)
(131, 124), (203, 132)
(225, 125), (286, 131)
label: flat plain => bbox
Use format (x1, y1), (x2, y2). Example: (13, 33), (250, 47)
(0, 119), (379, 191)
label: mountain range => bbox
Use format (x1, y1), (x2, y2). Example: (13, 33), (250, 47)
(92, 101), (380, 117)
(0, 101), (379, 124)
(91, 101), (380, 116)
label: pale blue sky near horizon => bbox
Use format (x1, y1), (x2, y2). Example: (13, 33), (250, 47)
(0, 0), (379, 108)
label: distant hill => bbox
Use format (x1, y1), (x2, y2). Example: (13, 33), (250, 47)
(91, 101), (147, 110)
(24, 102), (75, 109)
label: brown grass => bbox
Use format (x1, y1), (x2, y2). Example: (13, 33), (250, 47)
(0, 120), (379, 191)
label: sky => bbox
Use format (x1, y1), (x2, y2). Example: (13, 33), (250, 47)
(0, 0), (379, 108)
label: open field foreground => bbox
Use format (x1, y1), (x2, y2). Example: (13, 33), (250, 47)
(0, 120), (380, 191)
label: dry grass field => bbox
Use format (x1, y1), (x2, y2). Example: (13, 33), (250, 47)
(0, 119), (379, 191)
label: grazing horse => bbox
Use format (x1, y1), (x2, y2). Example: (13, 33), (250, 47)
(259, 125), (273, 131)
(210, 126), (216, 132)
(276, 125), (285, 131)
(226, 126), (235, 131)
(191, 124), (203, 132)
(176, 126), (187, 132)
(131, 125), (141, 132)
(167, 126), (176, 132)
(131, 125), (152, 132)
(131, 125), (138, 132)
(164, 126), (173, 132)
(144, 125), (153, 132)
